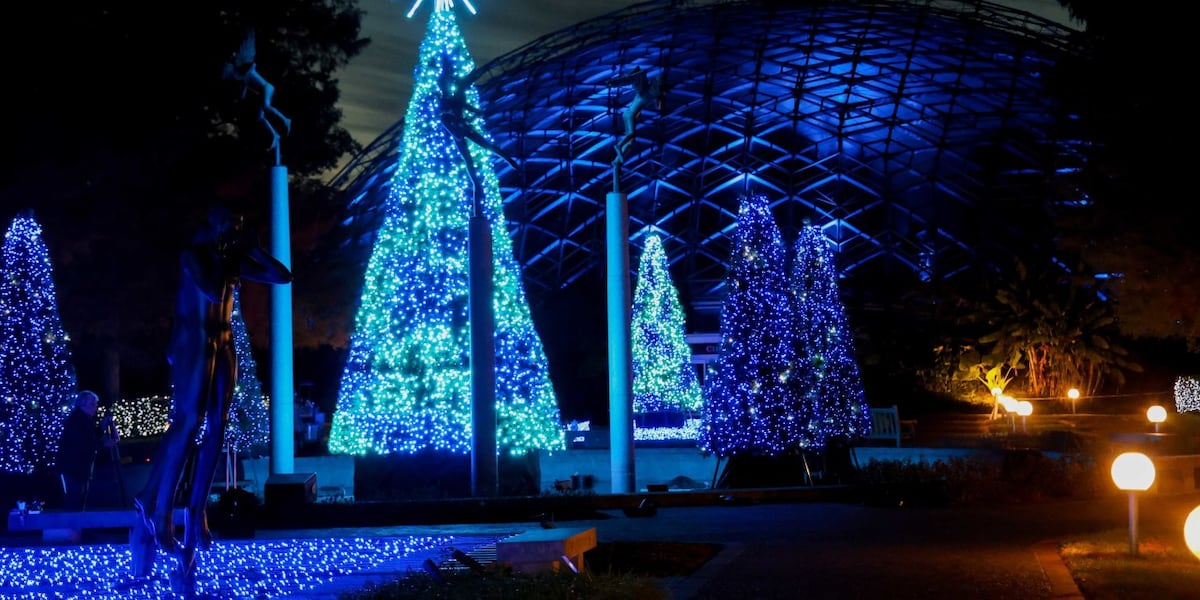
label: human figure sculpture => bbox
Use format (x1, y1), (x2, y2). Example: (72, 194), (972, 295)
(437, 55), (519, 204)
(132, 207), (292, 591)
(608, 66), (664, 167)
(222, 27), (292, 153)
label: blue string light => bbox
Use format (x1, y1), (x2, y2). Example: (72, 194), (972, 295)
(0, 534), (494, 598)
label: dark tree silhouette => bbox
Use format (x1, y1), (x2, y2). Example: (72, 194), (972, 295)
(0, 1), (367, 396)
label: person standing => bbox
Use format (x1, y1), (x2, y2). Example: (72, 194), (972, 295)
(56, 390), (118, 511)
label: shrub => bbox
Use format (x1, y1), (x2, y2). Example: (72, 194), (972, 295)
(856, 452), (1105, 507)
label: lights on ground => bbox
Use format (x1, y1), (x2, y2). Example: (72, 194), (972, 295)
(1111, 451), (1156, 556)
(0, 535), (480, 598)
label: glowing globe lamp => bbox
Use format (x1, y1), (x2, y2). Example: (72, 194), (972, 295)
(1067, 388), (1080, 413)
(999, 395), (1017, 412)
(1184, 506), (1200, 560)
(1111, 452), (1156, 555)
(1016, 400), (1033, 433)
(1147, 405), (1167, 433)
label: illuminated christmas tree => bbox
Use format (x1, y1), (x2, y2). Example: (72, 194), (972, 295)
(631, 232), (701, 440)
(0, 210), (77, 474)
(329, 6), (563, 457)
(790, 224), (869, 447)
(224, 290), (270, 455)
(699, 195), (804, 457)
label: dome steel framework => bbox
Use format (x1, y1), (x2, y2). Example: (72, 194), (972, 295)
(334, 0), (1089, 317)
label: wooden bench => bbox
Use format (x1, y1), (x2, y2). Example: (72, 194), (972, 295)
(7, 508), (186, 544)
(496, 526), (597, 573)
(867, 405), (917, 447)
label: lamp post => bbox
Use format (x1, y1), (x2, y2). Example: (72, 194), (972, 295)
(1067, 388), (1080, 414)
(1016, 400), (1033, 434)
(1111, 452), (1156, 555)
(1147, 405), (1167, 433)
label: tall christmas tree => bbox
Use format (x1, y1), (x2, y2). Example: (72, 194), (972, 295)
(631, 232), (701, 439)
(790, 224), (869, 447)
(699, 195), (804, 457)
(224, 289), (270, 455)
(0, 210), (77, 474)
(329, 5), (563, 457)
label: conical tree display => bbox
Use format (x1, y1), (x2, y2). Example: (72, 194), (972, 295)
(329, 6), (563, 457)
(631, 232), (702, 439)
(790, 224), (870, 448)
(0, 210), (77, 474)
(699, 195), (801, 457)
(224, 289), (270, 454)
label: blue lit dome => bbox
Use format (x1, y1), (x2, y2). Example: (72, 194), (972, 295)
(335, 0), (1088, 317)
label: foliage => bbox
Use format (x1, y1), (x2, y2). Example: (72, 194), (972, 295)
(700, 195), (800, 457)
(1048, 2), (1196, 349)
(855, 452), (1106, 507)
(0, 1), (367, 395)
(631, 232), (702, 420)
(340, 565), (667, 600)
(328, 8), (563, 457)
(0, 211), (78, 474)
(918, 256), (1141, 404)
(980, 257), (1141, 398)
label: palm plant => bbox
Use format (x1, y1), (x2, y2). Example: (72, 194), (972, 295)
(979, 257), (1141, 399)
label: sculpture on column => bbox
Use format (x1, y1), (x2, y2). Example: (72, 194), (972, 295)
(222, 27), (292, 155)
(437, 54), (519, 200)
(132, 207), (292, 592)
(608, 66), (665, 178)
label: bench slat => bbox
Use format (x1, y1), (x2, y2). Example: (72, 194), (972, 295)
(497, 526), (597, 573)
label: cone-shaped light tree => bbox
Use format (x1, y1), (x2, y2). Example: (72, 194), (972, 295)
(631, 232), (702, 439)
(790, 224), (870, 448)
(699, 195), (805, 457)
(224, 290), (270, 455)
(0, 210), (77, 474)
(329, 6), (563, 457)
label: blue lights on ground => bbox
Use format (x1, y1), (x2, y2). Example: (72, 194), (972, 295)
(0, 534), (494, 599)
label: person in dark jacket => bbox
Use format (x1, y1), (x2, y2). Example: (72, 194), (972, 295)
(56, 390), (118, 511)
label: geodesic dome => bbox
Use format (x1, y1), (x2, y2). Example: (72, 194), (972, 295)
(334, 0), (1089, 320)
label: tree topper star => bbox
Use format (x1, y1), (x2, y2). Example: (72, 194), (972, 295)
(407, 0), (476, 19)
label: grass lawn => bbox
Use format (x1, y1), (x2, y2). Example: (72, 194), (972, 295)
(1060, 521), (1200, 599)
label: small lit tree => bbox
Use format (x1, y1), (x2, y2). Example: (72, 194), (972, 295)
(0, 210), (78, 474)
(631, 232), (702, 439)
(699, 195), (800, 457)
(225, 290), (270, 455)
